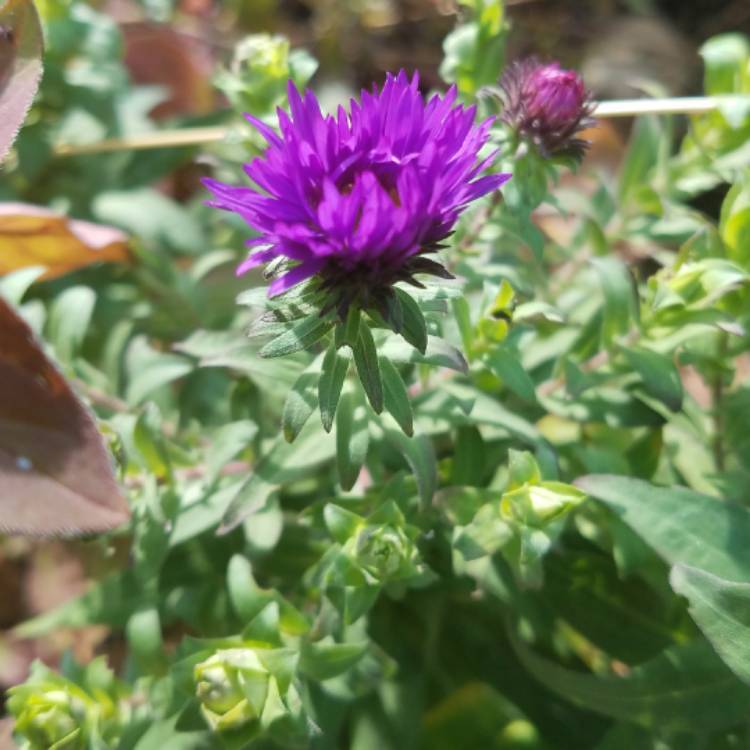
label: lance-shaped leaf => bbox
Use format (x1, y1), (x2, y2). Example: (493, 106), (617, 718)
(335, 391), (369, 491)
(575, 474), (750, 581)
(353, 321), (383, 413)
(512, 633), (750, 732)
(0, 204), (130, 280)
(0, 0), (43, 160)
(0, 299), (130, 535)
(380, 356), (413, 436)
(394, 288), (427, 354)
(670, 564), (750, 686)
(282, 371), (318, 443)
(259, 313), (333, 358)
(299, 638), (368, 681)
(319, 342), (350, 432)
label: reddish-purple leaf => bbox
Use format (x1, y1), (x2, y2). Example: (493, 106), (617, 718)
(0, 0), (43, 161)
(0, 298), (130, 536)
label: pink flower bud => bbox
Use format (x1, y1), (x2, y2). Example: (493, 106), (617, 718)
(500, 59), (595, 159)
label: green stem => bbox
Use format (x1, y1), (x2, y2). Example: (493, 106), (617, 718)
(711, 333), (728, 473)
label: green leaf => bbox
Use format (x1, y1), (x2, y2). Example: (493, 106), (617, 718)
(384, 430), (437, 504)
(670, 564), (750, 686)
(204, 421), (258, 483)
(0, 266), (45, 305)
(451, 426), (485, 486)
(513, 635), (750, 731)
(485, 347), (537, 402)
(623, 347), (684, 411)
(395, 288), (427, 354)
(282, 371), (319, 443)
(381, 335), (468, 373)
(319, 343), (350, 432)
(94, 188), (206, 254)
(47, 285), (96, 361)
(323, 503), (362, 543)
(353, 322), (383, 413)
(701, 34), (750, 95)
(591, 257), (638, 345)
(299, 639), (368, 681)
(507, 449), (541, 490)
(576, 475), (750, 580)
(618, 115), (661, 204)
(338, 306), (361, 348)
(219, 422), (335, 533)
(336, 391), (369, 491)
(444, 384), (542, 446)
(133, 408), (172, 480)
(127, 350), (194, 404)
(720, 174), (750, 267)
(242, 601), (281, 645)
(126, 606), (164, 672)
(227, 554), (273, 624)
(452, 296), (474, 358)
(380, 357), (413, 436)
(259, 314), (333, 358)
(243, 494), (284, 556)
(132, 714), (211, 750)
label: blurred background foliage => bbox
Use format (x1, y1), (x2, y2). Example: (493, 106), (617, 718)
(3, 0), (750, 748)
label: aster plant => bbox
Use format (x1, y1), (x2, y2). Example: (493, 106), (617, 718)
(205, 71), (510, 437)
(8, 4), (750, 750)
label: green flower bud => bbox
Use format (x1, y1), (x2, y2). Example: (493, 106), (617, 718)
(9, 686), (86, 750)
(353, 523), (417, 581)
(8, 659), (124, 750)
(501, 481), (585, 528)
(215, 34), (317, 116)
(194, 648), (273, 732)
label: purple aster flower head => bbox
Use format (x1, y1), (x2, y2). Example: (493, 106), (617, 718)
(499, 59), (595, 159)
(204, 71), (510, 320)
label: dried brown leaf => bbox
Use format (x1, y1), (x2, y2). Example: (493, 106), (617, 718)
(0, 299), (130, 536)
(0, 203), (131, 279)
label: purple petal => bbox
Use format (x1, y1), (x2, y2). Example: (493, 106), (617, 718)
(237, 247), (276, 276)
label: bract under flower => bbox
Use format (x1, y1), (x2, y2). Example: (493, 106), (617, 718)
(205, 70), (509, 316)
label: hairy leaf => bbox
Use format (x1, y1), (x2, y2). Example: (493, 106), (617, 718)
(576, 474), (750, 581)
(0, 0), (42, 160)
(671, 564), (750, 686)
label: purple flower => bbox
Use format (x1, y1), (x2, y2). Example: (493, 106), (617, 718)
(205, 71), (510, 316)
(499, 59), (595, 158)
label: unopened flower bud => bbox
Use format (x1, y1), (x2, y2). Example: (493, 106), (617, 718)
(501, 482), (585, 528)
(8, 687), (85, 750)
(194, 649), (272, 732)
(353, 523), (417, 581)
(499, 59), (595, 158)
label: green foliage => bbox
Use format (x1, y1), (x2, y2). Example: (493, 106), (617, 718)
(4, 4), (750, 750)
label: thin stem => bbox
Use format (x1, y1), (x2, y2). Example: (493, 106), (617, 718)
(52, 126), (228, 157)
(711, 333), (728, 473)
(49, 95), (750, 158)
(124, 460), (251, 489)
(73, 379), (130, 413)
(458, 190), (503, 255)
